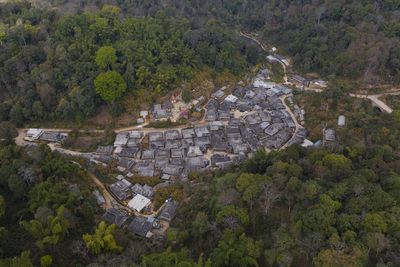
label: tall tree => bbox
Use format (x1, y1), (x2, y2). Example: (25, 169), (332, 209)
(94, 71), (127, 102)
(95, 46), (118, 70)
(83, 221), (122, 254)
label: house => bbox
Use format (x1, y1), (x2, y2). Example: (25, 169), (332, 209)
(182, 138), (195, 148)
(119, 147), (140, 158)
(149, 132), (164, 142)
(39, 131), (58, 142)
(127, 216), (153, 237)
(150, 141), (165, 149)
(288, 74), (310, 87)
(165, 130), (181, 140)
(206, 99), (218, 110)
(158, 200), (179, 222)
(187, 146), (203, 157)
(141, 149), (155, 160)
(181, 128), (196, 139)
(162, 101), (173, 110)
(110, 179), (132, 201)
(118, 157), (135, 170)
(194, 125), (210, 137)
(267, 55), (279, 63)
(128, 194), (151, 213)
(338, 115), (346, 127)
(229, 118), (240, 127)
(156, 148), (170, 158)
(160, 174), (171, 181)
(26, 128), (43, 140)
(135, 161), (155, 177)
(226, 126), (241, 138)
(163, 164), (181, 176)
(186, 157), (205, 173)
(324, 128), (336, 143)
(137, 118), (144, 124)
(232, 143), (248, 154)
(224, 94), (238, 103)
(131, 184), (154, 199)
(155, 157), (169, 169)
(114, 132), (129, 147)
(130, 131), (144, 139)
(264, 123), (283, 136)
(140, 110), (149, 118)
(195, 136), (211, 147)
(211, 89), (225, 100)
(171, 148), (184, 158)
(245, 90), (255, 99)
(205, 110), (218, 121)
(301, 139), (314, 147)
(103, 207), (129, 227)
(95, 146), (114, 155)
(218, 111), (231, 121)
(127, 138), (140, 147)
(233, 86), (245, 97)
(96, 155), (115, 165)
(154, 109), (171, 121)
(211, 154), (231, 166)
(165, 140), (180, 149)
(93, 190), (106, 205)
(213, 142), (230, 152)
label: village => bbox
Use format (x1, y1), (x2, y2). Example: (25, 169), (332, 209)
(19, 64), (342, 239)
(18, 41), (356, 239)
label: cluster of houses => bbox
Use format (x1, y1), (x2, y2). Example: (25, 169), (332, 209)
(25, 128), (68, 144)
(102, 199), (179, 238)
(89, 68), (307, 179)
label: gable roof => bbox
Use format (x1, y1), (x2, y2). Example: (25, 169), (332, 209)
(158, 200), (179, 222)
(127, 216), (153, 237)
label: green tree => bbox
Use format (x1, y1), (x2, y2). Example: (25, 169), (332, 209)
(95, 46), (117, 70)
(0, 251), (33, 267)
(142, 247), (210, 266)
(20, 206), (69, 249)
(192, 212), (210, 237)
(211, 230), (262, 267)
(40, 255), (52, 267)
(83, 221), (122, 254)
(235, 173), (255, 192)
(94, 71), (127, 101)
(361, 213), (388, 233)
(314, 247), (364, 267)
(0, 195), (4, 217)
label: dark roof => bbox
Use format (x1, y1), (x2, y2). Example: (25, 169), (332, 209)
(96, 146), (114, 155)
(103, 207), (129, 227)
(165, 140), (180, 149)
(233, 86), (245, 97)
(158, 200), (179, 222)
(211, 154), (231, 166)
(119, 147), (140, 158)
(162, 101), (174, 110)
(118, 157), (135, 169)
(165, 130), (181, 140)
(170, 158), (185, 167)
(155, 157), (169, 169)
(127, 216), (153, 237)
(156, 148), (170, 158)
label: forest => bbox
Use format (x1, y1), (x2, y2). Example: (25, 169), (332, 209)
(1, 104), (400, 266)
(0, 1), (258, 126)
(46, 0), (400, 84)
(1, 0), (400, 266)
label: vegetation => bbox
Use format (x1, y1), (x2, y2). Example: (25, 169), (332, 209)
(0, 2), (259, 126)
